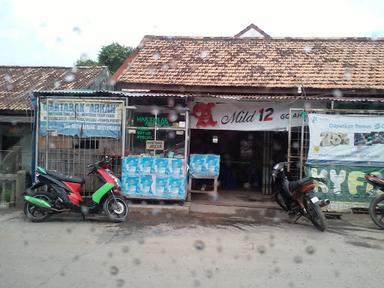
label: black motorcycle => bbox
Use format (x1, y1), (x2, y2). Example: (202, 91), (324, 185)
(271, 162), (330, 231)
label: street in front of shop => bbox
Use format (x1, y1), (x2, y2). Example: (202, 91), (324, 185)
(0, 208), (382, 288)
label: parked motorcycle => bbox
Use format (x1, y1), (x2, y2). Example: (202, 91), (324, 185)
(24, 156), (128, 223)
(364, 174), (384, 229)
(271, 162), (330, 231)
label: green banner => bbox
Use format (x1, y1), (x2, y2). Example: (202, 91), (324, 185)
(305, 164), (384, 202)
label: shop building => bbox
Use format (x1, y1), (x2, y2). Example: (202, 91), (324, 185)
(111, 33), (384, 208)
(0, 66), (111, 206)
(32, 32), (384, 210)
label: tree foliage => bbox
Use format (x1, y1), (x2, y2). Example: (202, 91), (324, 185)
(75, 42), (133, 74)
(98, 43), (133, 74)
(75, 58), (98, 67)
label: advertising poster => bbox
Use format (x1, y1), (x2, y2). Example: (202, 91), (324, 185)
(121, 156), (186, 200)
(307, 114), (384, 165)
(40, 100), (123, 138)
(305, 163), (384, 203)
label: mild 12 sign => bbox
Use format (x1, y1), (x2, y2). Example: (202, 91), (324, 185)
(189, 102), (305, 131)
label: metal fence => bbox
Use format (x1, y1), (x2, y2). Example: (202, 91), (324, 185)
(37, 98), (125, 196)
(0, 171), (26, 207)
(0, 148), (29, 207)
(37, 134), (123, 195)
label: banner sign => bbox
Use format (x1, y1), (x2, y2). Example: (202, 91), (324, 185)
(189, 101), (320, 131)
(307, 114), (384, 165)
(40, 100), (123, 138)
(305, 163), (384, 203)
(189, 154), (220, 177)
(121, 156), (186, 200)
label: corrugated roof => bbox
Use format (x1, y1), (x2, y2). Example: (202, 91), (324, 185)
(34, 90), (384, 103)
(34, 89), (191, 98)
(0, 66), (110, 111)
(115, 35), (384, 91)
(207, 94), (384, 102)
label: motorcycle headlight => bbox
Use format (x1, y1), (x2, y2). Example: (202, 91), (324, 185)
(111, 175), (121, 188)
(108, 172), (121, 188)
(116, 177), (121, 188)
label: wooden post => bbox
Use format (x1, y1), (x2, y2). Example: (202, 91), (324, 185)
(13, 146), (22, 171)
(16, 170), (26, 208)
(0, 181), (5, 206)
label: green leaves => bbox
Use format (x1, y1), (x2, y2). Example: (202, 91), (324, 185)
(75, 59), (98, 67)
(75, 42), (133, 74)
(98, 42), (132, 74)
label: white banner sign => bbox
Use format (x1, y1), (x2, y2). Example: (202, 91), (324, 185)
(40, 99), (123, 138)
(189, 101), (310, 131)
(307, 114), (384, 164)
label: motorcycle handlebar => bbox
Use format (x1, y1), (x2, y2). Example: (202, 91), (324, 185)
(87, 156), (111, 173)
(310, 176), (327, 184)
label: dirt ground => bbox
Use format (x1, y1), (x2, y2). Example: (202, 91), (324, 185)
(0, 207), (383, 288)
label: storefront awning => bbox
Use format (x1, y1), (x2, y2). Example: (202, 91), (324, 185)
(33, 90), (384, 103)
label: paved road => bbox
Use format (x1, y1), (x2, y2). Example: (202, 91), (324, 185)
(0, 208), (383, 288)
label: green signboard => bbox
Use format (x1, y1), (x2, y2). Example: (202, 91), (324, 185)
(136, 128), (153, 140)
(305, 163), (384, 203)
(135, 116), (170, 127)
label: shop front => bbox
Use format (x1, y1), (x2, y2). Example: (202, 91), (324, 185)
(122, 96), (189, 201)
(32, 91), (384, 211)
(187, 98), (326, 203)
(33, 91), (191, 201)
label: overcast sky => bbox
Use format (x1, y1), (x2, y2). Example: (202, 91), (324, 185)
(1, 0), (383, 67)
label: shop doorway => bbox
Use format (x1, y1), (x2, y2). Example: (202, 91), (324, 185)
(190, 130), (287, 203)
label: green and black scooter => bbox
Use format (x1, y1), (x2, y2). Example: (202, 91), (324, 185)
(24, 156), (128, 222)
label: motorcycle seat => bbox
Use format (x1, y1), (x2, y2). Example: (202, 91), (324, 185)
(47, 170), (85, 184)
(289, 177), (312, 192)
(366, 175), (384, 188)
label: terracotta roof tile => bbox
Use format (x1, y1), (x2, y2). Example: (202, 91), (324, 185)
(0, 66), (110, 111)
(116, 36), (384, 91)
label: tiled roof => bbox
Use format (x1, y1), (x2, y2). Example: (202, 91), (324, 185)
(115, 35), (384, 92)
(0, 66), (110, 111)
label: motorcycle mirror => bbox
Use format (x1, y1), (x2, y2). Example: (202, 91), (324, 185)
(313, 176), (327, 184)
(272, 163), (280, 170)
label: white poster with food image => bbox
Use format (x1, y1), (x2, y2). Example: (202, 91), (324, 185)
(307, 114), (384, 164)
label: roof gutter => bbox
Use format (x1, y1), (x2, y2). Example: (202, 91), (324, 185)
(115, 82), (384, 98)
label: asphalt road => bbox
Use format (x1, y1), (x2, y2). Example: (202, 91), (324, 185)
(0, 208), (383, 288)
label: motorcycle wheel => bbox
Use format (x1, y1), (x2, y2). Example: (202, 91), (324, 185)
(306, 200), (326, 231)
(103, 195), (128, 223)
(369, 194), (384, 229)
(24, 192), (52, 222)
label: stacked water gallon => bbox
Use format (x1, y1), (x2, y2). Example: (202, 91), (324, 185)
(189, 154), (220, 178)
(121, 156), (186, 200)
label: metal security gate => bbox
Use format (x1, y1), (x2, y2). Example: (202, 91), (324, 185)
(287, 108), (307, 179)
(37, 98), (125, 195)
(262, 131), (272, 195)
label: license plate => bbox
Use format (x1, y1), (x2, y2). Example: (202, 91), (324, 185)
(311, 196), (319, 204)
